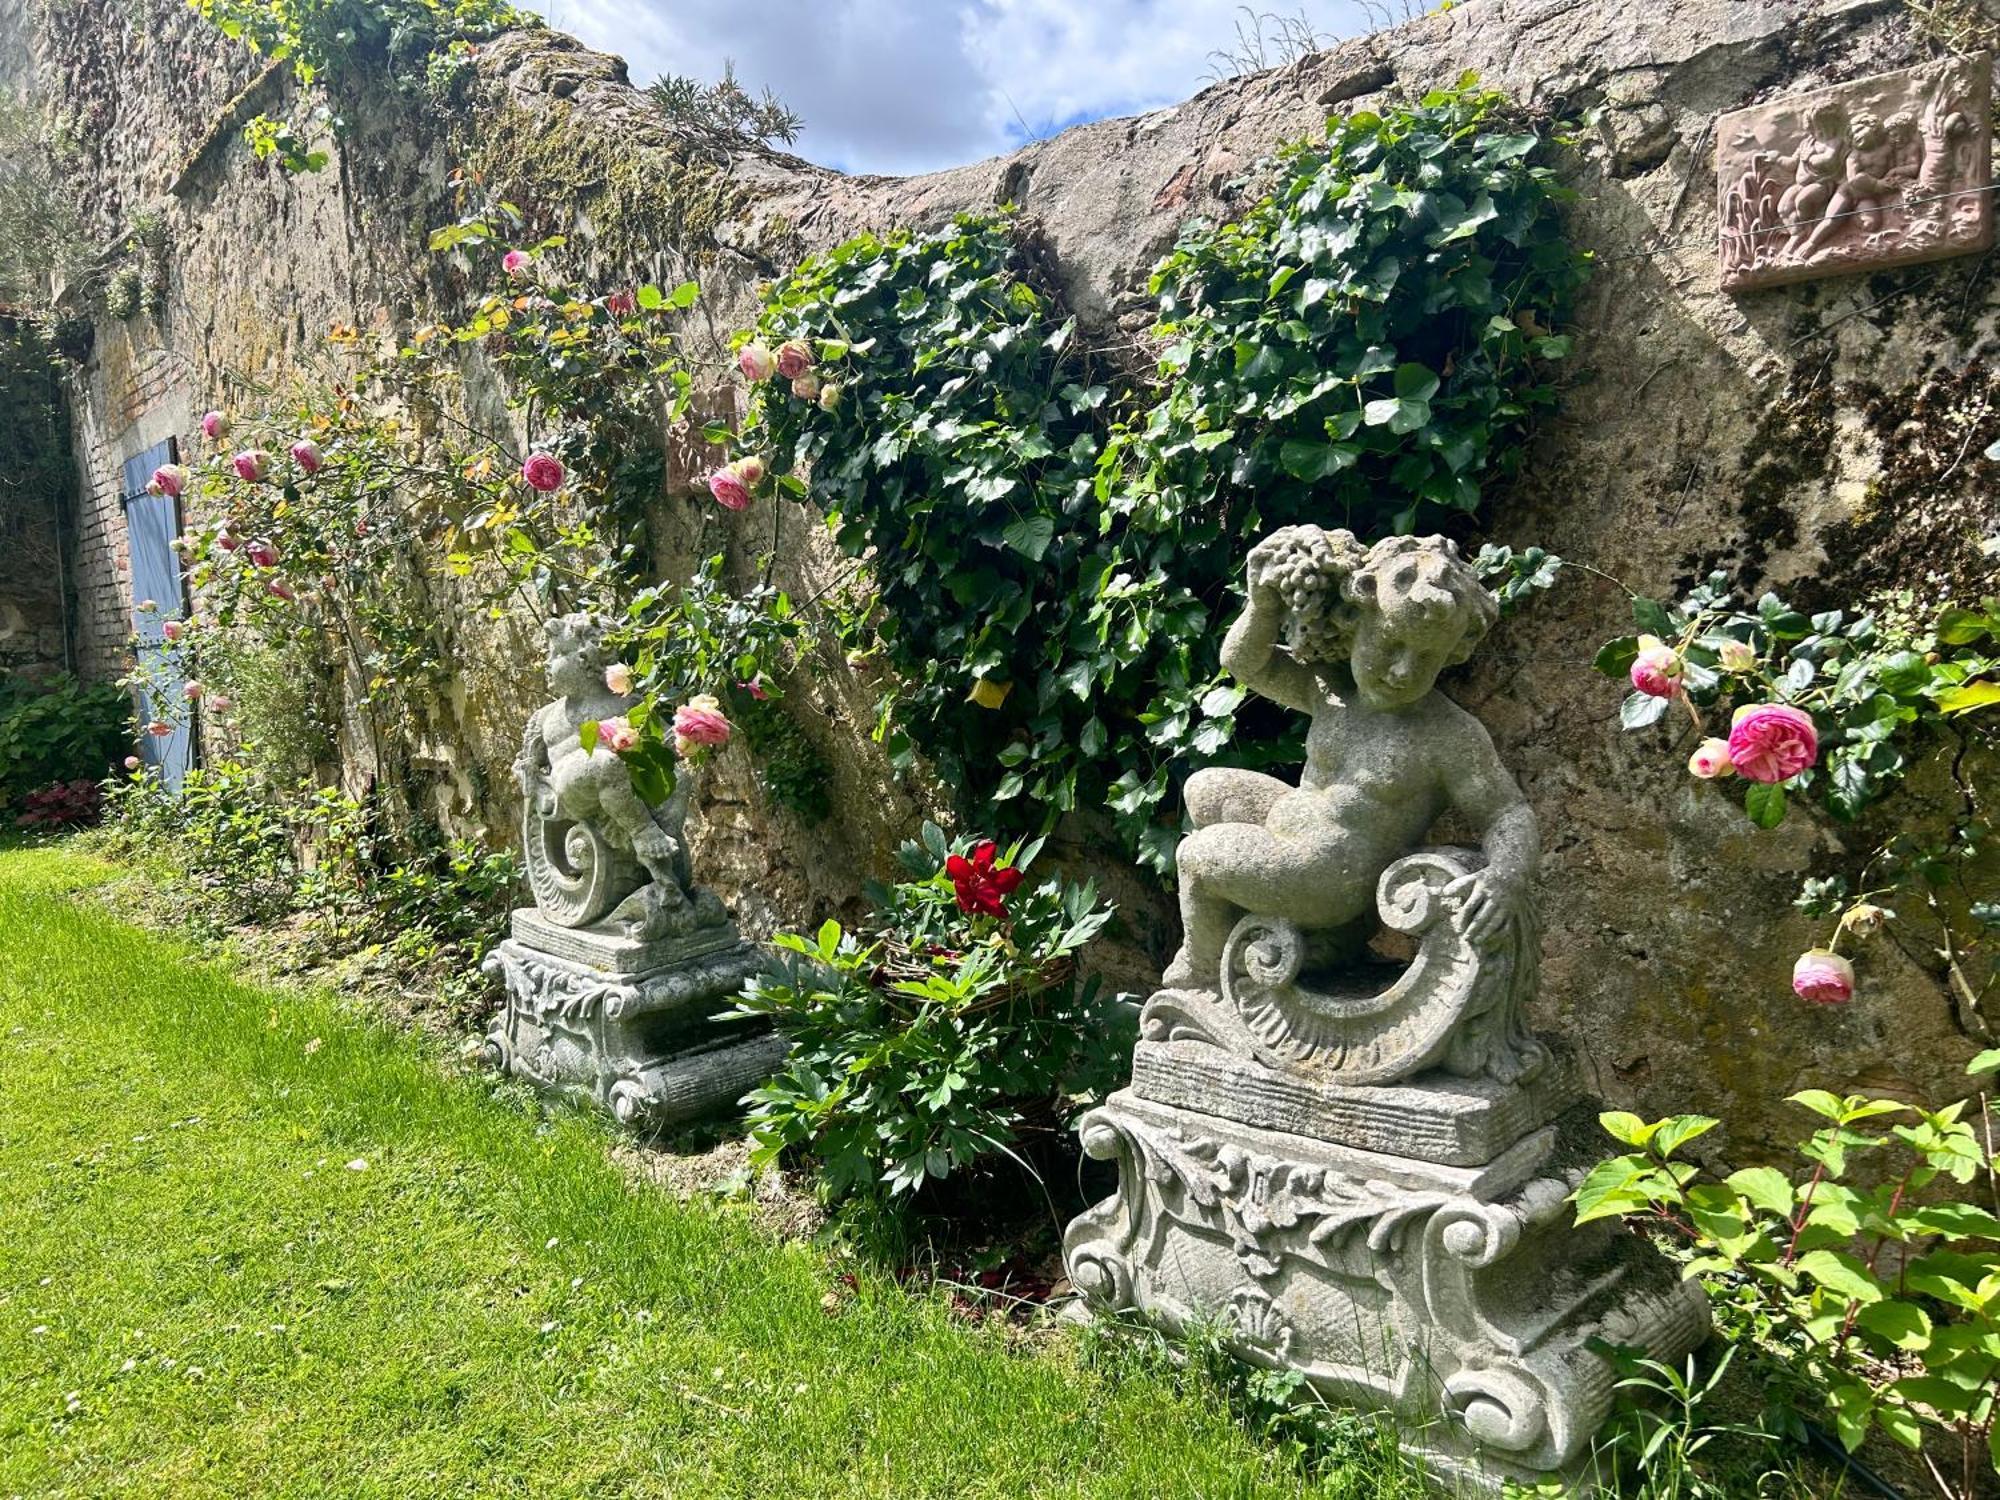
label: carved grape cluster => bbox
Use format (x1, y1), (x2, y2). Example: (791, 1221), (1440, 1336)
(1263, 526), (1365, 664)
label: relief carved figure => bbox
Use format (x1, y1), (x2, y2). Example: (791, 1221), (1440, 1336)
(1720, 56), (1992, 291)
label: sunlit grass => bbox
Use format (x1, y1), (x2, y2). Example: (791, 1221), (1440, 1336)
(0, 842), (1431, 1498)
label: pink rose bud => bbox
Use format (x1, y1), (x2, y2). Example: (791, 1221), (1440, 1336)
(818, 381), (844, 411)
(182, 680), (202, 701)
(1792, 949), (1854, 1006)
(521, 452), (565, 493)
(740, 676), (769, 701)
(1727, 703), (1819, 784)
(145, 719), (172, 737)
(733, 454), (767, 486)
(1629, 636), (1683, 699)
(597, 715), (639, 753)
(1687, 738), (1734, 779)
(124, 755), (142, 771)
(136, 599), (158, 613)
(266, 578), (296, 601)
(1717, 639), (1757, 672)
(200, 409), (228, 440)
(244, 538), (280, 568)
(233, 449), (268, 482)
(150, 464), (185, 498)
(503, 249), (530, 277)
(672, 694), (732, 755)
(606, 289), (637, 316)
(207, 694), (232, 713)
(791, 372), (821, 401)
(354, 518), (370, 537)
(707, 466), (752, 512)
(604, 662), (635, 696)
(161, 620), (184, 641)
(290, 438), (323, 474)
(217, 530), (240, 551)
(737, 341), (777, 382)
(776, 339), (814, 380)
(146, 477), (164, 497)
(1845, 903), (1889, 936)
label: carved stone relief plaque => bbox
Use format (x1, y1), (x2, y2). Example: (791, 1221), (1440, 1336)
(1718, 55), (1993, 292)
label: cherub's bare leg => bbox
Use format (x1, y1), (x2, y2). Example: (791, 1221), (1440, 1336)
(1184, 768), (1291, 829)
(598, 775), (683, 890)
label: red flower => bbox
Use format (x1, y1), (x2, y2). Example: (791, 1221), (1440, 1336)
(946, 841), (1023, 917)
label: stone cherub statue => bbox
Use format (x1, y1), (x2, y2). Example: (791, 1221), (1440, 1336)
(516, 613), (723, 941)
(1151, 525), (1545, 1086)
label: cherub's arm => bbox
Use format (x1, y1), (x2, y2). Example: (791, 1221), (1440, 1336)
(1440, 710), (1538, 944)
(1223, 541), (1319, 715)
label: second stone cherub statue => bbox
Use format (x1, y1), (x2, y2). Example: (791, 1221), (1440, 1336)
(1163, 525), (1538, 996)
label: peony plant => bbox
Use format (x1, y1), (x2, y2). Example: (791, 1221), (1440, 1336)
(725, 823), (1121, 1203)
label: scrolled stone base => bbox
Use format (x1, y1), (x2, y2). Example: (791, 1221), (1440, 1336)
(1062, 1091), (1708, 1492)
(481, 921), (783, 1129)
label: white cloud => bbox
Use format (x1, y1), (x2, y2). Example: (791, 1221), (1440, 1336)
(533, 0), (1378, 175)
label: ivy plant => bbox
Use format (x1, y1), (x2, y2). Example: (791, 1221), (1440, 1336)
(734, 81), (1584, 872)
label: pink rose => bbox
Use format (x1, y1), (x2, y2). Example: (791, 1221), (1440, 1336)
(503, 249), (530, 277)
(776, 339), (814, 380)
(1792, 949), (1854, 1006)
(1717, 639), (1757, 673)
(1727, 704), (1819, 784)
(233, 449), (268, 483)
(161, 620), (184, 641)
(207, 693), (232, 713)
(597, 715), (639, 753)
(1687, 738), (1734, 779)
(136, 599), (158, 613)
(182, 680), (203, 701)
(604, 662), (635, 696)
(150, 464), (185, 498)
(1629, 636), (1682, 699)
(673, 694), (732, 755)
(707, 466), (751, 512)
(733, 454), (766, 486)
(737, 342), (777, 382)
(521, 453), (565, 493)
(146, 477), (164, 497)
(791, 372), (821, 401)
(354, 518), (370, 538)
(290, 438), (323, 474)
(123, 755), (142, 771)
(145, 719), (172, 737)
(244, 538), (280, 568)
(740, 676), (769, 701)
(606, 289), (637, 316)
(201, 410), (228, 440)
(266, 578), (296, 601)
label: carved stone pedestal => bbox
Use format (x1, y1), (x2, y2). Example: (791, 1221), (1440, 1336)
(1065, 1085), (1707, 1492)
(482, 909), (783, 1129)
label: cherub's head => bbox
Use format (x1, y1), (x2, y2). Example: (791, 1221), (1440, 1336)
(1271, 528), (1498, 711)
(1849, 111), (1885, 150)
(543, 613), (608, 696)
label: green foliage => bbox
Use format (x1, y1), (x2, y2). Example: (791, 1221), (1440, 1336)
(738, 82), (1583, 870)
(645, 61), (802, 158)
(1573, 1072), (2000, 1498)
(0, 673), (129, 812)
(725, 824), (1122, 1202)
(188, 0), (533, 171)
(0, 89), (89, 307)
(102, 265), (143, 320)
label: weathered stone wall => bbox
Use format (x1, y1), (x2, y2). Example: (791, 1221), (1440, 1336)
(0, 327), (77, 680)
(12, 0), (1998, 1158)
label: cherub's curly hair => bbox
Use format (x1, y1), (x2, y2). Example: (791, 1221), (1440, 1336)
(1267, 527), (1498, 666)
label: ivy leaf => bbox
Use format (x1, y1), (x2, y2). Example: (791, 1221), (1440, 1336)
(1392, 362), (1440, 402)
(1620, 692), (1669, 729)
(1278, 440), (1357, 480)
(1937, 681), (2000, 716)
(1935, 606), (1996, 644)
(1743, 782), (1787, 829)
(1001, 515), (1055, 562)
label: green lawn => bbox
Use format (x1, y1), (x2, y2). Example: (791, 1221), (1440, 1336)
(0, 843), (1422, 1499)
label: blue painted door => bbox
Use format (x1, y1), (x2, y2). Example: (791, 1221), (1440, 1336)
(122, 441), (194, 790)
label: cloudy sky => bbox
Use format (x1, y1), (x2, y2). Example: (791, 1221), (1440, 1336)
(533, 0), (1381, 175)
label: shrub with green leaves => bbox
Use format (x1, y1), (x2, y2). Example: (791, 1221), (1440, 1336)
(726, 825), (1122, 1201)
(0, 672), (130, 813)
(734, 81), (1585, 871)
(1573, 1064), (2000, 1499)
